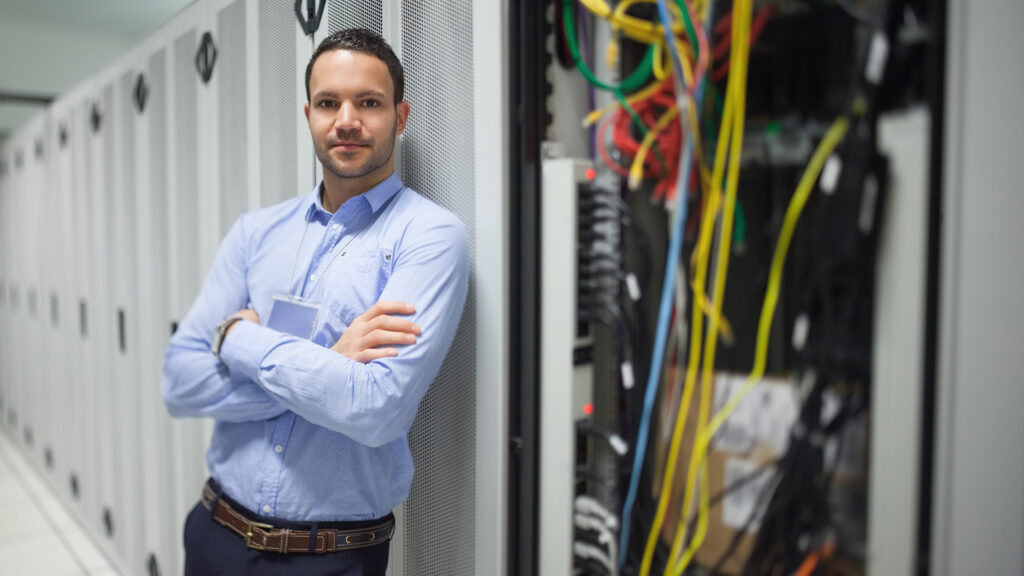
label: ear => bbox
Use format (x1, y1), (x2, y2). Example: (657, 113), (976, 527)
(395, 101), (411, 136)
(303, 102), (310, 122)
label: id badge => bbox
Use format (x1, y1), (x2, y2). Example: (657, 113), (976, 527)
(266, 294), (321, 340)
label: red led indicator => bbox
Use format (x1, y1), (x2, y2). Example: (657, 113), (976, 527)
(583, 403), (594, 415)
(585, 168), (596, 180)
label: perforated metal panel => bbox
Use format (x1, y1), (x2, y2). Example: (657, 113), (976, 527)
(326, 0), (383, 35)
(173, 30), (200, 298)
(399, 1), (476, 574)
(258, 3), (298, 207)
(217, 0), (248, 234)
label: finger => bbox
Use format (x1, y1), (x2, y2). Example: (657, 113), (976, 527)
(361, 329), (417, 350)
(366, 301), (416, 318)
(355, 348), (399, 363)
(367, 315), (421, 335)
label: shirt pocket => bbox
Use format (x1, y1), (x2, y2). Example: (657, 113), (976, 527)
(320, 249), (395, 331)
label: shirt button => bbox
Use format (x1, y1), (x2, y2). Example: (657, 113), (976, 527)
(310, 274), (319, 282)
(331, 224), (340, 232)
(263, 505), (271, 513)
(274, 445), (283, 453)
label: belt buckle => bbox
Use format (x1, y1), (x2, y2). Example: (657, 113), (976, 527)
(245, 520), (275, 551)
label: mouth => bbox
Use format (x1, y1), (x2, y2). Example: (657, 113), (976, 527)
(331, 141), (369, 152)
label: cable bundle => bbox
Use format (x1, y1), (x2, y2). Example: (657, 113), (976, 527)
(563, 1), (895, 574)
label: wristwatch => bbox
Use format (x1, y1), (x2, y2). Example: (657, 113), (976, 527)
(211, 315), (246, 358)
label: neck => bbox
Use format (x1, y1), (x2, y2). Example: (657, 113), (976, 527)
(320, 165), (394, 214)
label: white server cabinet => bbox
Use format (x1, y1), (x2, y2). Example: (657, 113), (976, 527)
(0, 142), (8, 440)
(37, 107), (62, 483)
(67, 88), (102, 529)
(0, 142), (8, 436)
(108, 64), (146, 571)
(163, 6), (211, 568)
(45, 91), (81, 511)
(2, 130), (28, 457)
(82, 76), (123, 557)
(18, 114), (49, 475)
(128, 34), (180, 576)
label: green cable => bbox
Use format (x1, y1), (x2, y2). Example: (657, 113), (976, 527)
(672, 0), (700, 59)
(562, 0), (655, 94)
(565, 0), (675, 174)
(733, 198), (747, 247)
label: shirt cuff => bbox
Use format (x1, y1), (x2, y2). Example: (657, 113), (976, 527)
(219, 320), (281, 383)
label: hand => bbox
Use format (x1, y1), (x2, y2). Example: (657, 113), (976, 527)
(226, 308), (259, 336)
(330, 301), (420, 363)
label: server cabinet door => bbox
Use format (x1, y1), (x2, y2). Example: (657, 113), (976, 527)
(395, 1), (481, 574)
(21, 117), (48, 474)
(0, 145), (9, 433)
(166, 17), (209, 574)
(85, 84), (120, 554)
(4, 136), (27, 456)
(47, 106), (76, 506)
(107, 68), (145, 571)
(132, 44), (179, 576)
(66, 97), (98, 526)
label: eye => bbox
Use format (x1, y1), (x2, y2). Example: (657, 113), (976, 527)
(317, 100), (337, 108)
(362, 99), (382, 108)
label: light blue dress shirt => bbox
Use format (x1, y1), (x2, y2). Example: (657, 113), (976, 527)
(162, 172), (468, 521)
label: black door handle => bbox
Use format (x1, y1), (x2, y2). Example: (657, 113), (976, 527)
(134, 73), (149, 113)
(90, 102), (103, 133)
(295, 0), (327, 36)
(195, 31), (217, 84)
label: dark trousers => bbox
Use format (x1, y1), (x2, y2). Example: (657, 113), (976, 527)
(183, 502), (390, 576)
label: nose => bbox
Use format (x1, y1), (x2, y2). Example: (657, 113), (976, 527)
(333, 100), (361, 132)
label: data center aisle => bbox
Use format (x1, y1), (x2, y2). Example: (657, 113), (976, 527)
(0, 433), (121, 576)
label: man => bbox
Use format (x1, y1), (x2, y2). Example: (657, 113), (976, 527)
(162, 28), (468, 575)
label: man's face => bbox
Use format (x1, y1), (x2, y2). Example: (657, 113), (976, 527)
(304, 49), (409, 185)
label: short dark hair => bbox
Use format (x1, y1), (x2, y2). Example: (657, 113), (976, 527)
(305, 28), (404, 105)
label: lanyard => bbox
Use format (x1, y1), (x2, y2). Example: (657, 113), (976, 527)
(287, 189), (401, 299)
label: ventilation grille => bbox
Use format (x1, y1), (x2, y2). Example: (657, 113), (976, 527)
(118, 72), (138, 281)
(149, 50), (170, 298)
(259, 3), (299, 207)
(326, 0), (383, 36)
(399, 1), (476, 574)
(217, 0), (248, 235)
(174, 29), (200, 297)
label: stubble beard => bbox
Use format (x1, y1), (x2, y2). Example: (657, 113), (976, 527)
(317, 119), (398, 181)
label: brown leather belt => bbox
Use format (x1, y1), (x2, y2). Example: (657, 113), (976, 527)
(201, 480), (394, 554)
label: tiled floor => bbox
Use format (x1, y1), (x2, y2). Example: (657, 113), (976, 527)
(0, 433), (121, 576)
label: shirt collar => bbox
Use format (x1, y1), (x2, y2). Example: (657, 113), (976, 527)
(304, 172), (404, 223)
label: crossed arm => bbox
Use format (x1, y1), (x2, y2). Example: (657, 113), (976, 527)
(226, 300), (421, 363)
(162, 213), (469, 447)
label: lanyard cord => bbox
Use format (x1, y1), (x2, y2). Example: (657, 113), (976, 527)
(288, 189), (402, 299)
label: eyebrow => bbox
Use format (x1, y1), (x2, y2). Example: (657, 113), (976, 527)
(311, 90), (389, 100)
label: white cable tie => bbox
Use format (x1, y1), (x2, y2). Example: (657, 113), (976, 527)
(573, 514), (619, 576)
(620, 361), (635, 390)
(574, 514), (614, 546)
(625, 272), (641, 302)
(574, 495), (620, 530)
(608, 434), (628, 457)
(792, 313), (810, 352)
(865, 32), (890, 85)
(573, 541), (617, 576)
(820, 155), (842, 195)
